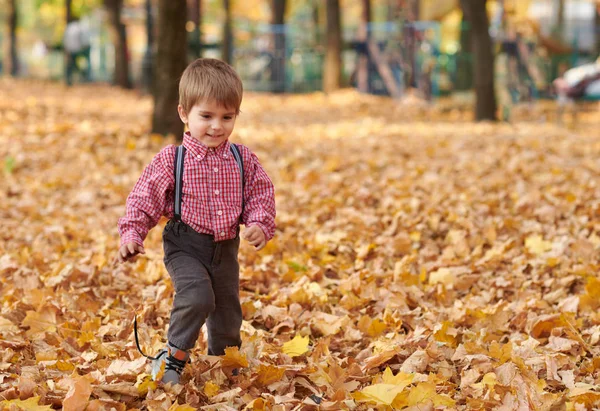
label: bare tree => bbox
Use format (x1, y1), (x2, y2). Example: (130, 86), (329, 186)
(323, 0), (342, 92)
(459, 0), (497, 121)
(270, 0), (286, 92)
(222, 0), (232, 64)
(357, 0), (371, 92)
(152, 0), (187, 138)
(104, 0), (131, 88)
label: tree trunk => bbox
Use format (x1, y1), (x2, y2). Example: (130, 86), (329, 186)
(323, 0), (342, 92)
(455, 12), (473, 90)
(595, 3), (600, 56)
(270, 0), (286, 93)
(141, 0), (154, 93)
(5, 0), (18, 76)
(460, 0), (497, 121)
(222, 0), (233, 64)
(188, 0), (202, 58)
(66, 0), (73, 23)
(553, 0), (565, 40)
(404, 0), (419, 88)
(153, 0), (187, 138)
(357, 0), (371, 93)
(104, 0), (131, 88)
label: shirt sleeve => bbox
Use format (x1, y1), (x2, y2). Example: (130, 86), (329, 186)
(241, 148), (276, 241)
(118, 146), (175, 247)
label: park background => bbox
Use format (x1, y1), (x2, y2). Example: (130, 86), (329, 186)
(1, 0), (600, 410)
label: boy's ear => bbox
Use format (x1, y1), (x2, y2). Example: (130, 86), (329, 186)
(177, 105), (188, 124)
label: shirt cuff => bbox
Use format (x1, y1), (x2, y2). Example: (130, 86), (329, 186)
(120, 231), (144, 248)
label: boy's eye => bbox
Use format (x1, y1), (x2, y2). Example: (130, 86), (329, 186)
(201, 115), (211, 119)
(224, 116), (233, 120)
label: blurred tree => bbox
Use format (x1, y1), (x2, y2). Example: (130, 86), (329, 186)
(141, 0), (154, 92)
(595, 1), (600, 56)
(104, 0), (131, 88)
(455, 11), (473, 90)
(400, 0), (419, 89)
(223, 0), (232, 64)
(4, 0), (19, 76)
(153, 0), (187, 138)
(552, 0), (565, 41)
(188, 0), (202, 58)
(270, 0), (286, 92)
(459, 0), (496, 121)
(357, 0), (371, 93)
(323, 0), (341, 92)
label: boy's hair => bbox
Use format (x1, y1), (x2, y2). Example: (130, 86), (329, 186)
(179, 58), (243, 114)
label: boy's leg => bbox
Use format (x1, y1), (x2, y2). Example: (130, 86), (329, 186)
(206, 237), (242, 355)
(163, 222), (216, 351)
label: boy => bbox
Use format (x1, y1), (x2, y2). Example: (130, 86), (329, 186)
(116, 58), (276, 385)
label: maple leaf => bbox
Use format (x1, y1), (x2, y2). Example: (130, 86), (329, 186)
(256, 364), (286, 386)
(282, 334), (309, 357)
(0, 396), (53, 410)
(525, 234), (553, 255)
(220, 346), (249, 367)
(203, 381), (219, 397)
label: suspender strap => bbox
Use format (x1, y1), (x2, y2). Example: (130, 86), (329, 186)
(172, 144), (244, 222)
(173, 145), (186, 221)
(229, 144), (245, 218)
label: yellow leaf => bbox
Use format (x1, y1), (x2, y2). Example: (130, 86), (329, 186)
(367, 318), (387, 338)
(525, 235), (553, 255)
(0, 396), (53, 410)
(406, 382), (455, 408)
(282, 334), (310, 357)
(135, 374), (157, 396)
(243, 398), (268, 411)
(433, 321), (457, 347)
(220, 346), (249, 368)
(35, 351), (58, 362)
(63, 375), (92, 411)
(354, 383), (407, 406)
(55, 360), (76, 372)
(256, 364), (286, 386)
(381, 367), (414, 387)
(203, 381), (220, 398)
(168, 405), (196, 411)
(22, 309), (57, 336)
(428, 268), (455, 287)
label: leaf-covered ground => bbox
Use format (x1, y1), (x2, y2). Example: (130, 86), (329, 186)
(1, 79), (600, 410)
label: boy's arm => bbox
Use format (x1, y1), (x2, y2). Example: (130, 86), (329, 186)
(241, 150), (276, 241)
(118, 148), (174, 247)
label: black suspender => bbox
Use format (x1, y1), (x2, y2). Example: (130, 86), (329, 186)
(229, 143), (245, 217)
(173, 144), (244, 222)
(173, 145), (186, 221)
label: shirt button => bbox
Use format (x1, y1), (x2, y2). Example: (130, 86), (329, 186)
(220, 231), (225, 236)
(197, 154), (201, 159)
(217, 210), (223, 216)
(213, 167), (218, 173)
(214, 189), (220, 195)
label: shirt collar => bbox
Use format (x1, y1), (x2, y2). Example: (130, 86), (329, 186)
(182, 132), (230, 161)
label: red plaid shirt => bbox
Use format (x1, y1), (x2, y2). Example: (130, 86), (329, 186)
(118, 133), (276, 246)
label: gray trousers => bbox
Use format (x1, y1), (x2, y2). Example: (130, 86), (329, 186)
(162, 220), (242, 354)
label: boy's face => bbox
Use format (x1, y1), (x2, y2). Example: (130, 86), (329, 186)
(178, 99), (237, 148)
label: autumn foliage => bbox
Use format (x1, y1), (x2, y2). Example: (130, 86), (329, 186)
(1, 78), (600, 410)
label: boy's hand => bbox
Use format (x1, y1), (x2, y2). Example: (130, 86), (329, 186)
(242, 226), (266, 250)
(115, 242), (145, 264)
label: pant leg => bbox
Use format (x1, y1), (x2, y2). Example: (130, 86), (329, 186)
(206, 237), (242, 355)
(163, 222), (216, 351)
